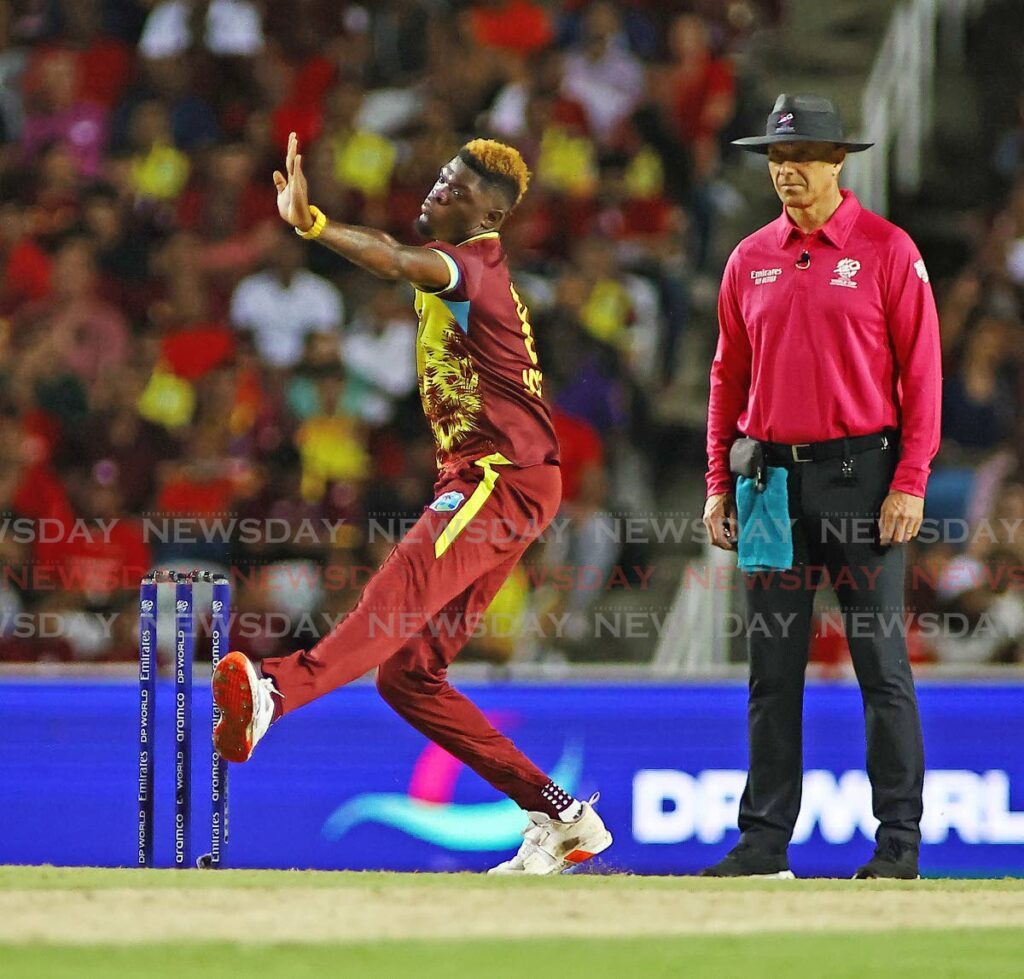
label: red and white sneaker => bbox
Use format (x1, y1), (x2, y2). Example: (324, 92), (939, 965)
(212, 651), (278, 763)
(487, 794), (613, 875)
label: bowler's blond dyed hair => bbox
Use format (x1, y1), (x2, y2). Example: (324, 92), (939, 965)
(459, 138), (531, 210)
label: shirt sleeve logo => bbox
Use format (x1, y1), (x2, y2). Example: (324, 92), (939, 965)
(830, 257), (861, 289)
(429, 490), (466, 513)
(750, 267), (783, 285)
(914, 258), (929, 283)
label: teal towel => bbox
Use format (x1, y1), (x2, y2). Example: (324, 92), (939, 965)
(736, 466), (793, 572)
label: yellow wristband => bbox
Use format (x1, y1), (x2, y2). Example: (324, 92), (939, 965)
(295, 205), (327, 240)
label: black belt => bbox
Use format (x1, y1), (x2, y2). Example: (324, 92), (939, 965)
(763, 429), (897, 465)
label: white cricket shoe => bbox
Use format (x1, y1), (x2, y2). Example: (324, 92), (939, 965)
(212, 651), (278, 762)
(488, 794), (613, 875)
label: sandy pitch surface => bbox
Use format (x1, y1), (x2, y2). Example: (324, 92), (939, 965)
(3, 876), (1024, 945)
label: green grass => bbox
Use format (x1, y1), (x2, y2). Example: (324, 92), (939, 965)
(3, 865), (1022, 891)
(2, 930), (1023, 979)
(3, 868), (1022, 978)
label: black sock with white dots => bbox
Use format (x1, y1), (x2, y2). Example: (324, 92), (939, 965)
(539, 780), (583, 822)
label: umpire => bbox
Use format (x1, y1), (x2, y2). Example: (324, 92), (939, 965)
(701, 94), (941, 879)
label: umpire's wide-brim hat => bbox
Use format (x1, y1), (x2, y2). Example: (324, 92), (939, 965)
(732, 93), (874, 154)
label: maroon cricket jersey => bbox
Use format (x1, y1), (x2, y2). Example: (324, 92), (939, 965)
(413, 231), (559, 470)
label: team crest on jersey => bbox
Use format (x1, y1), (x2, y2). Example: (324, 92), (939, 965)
(914, 259), (929, 283)
(830, 257), (861, 289)
(429, 491), (466, 513)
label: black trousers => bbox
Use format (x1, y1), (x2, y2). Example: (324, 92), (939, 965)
(738, 443), (925, 851)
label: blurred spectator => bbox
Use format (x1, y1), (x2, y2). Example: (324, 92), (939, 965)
(941, 314), (1018, 453)
(487, 48), (588, 146)
(287, 338), (347, 422)
(111, 54), (221, 152)
(138, 0), (265, 60)
(0, 3), (28, 145)
(294, 367), (370, 502)
(572, 236), (639, 356)
(0, 203), (51, 314)
(467, 1), (554, 56)
(937, 270), (983, 360)
(230, 225), (344, 369)
(535, 404), (618, 643)
(422, 10), (504, 134)
(153, 426), (239, 563)
(127, 100), (191, 202)
(81, 185), (151, 317)
(176, 143), (271, 254)
(30, 0), (132, 110)
(339, 283), (418, 426)
(15, 236), (130, 402)
(581, 152), (688, 383)
(462, 564), (531, 663)
(29, 141), (85, 243)
(154, 262), (236, 384)
(66, 368), (178, 513)
(59, 468), (151, 608)
(561, 2), (644, 143)
(531, 92), (598, 202)
(535, 275), (629, 437)
(661, 12), (735, 180)
(1000, 178), (1024, 288)
(320, 77), (397, 209)
(362, 1), (436, 86)
(21, 49), (107, 179)
(993, 94), (1024, 184)
(928, 483), (1024, 665)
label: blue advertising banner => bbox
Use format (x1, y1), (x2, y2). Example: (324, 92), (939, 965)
(1, 680), (1023, 877)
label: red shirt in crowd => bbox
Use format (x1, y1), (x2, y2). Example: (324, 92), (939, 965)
(551, 407), (602, 502)
(671, 54), (735, 144)
(26, 42), (132, 109)
(61, 519), (151, 596)
(470, 1), (554, 54)
(161, 321), (235, 381)
(415, 232), (559, 470)
(706, 190), (941, 498)
(0, 238), (51, 313)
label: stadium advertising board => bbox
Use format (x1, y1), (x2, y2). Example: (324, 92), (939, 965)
(2, 682), (1022, 877)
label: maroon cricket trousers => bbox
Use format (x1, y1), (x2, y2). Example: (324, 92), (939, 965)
(260, 453), (562, 811)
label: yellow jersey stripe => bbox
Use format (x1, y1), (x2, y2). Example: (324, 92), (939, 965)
(458, 231), (500, 246)
(434, 452), (513, 559)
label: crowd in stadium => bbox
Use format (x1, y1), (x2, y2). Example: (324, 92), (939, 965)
(0, 0), (771, 662)
(901, 85), (1024, 668)
(1, 0), (1023, 670)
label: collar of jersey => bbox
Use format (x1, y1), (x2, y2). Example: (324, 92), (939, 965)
(457, 231), (501, 246)
(774, 188), (861, 249)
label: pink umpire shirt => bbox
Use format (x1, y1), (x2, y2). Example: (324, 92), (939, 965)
(706, 190), (941, 498)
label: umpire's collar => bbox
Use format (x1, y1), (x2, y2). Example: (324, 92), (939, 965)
(774, 189), (861, 249)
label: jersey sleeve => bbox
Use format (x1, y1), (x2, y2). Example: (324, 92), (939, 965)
(883, 229), (941, 497)
(705, 247), (752, 496)
(418, 240), (483, 303)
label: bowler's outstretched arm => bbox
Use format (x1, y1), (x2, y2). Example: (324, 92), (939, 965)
(272, 131), (450, 290)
